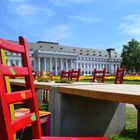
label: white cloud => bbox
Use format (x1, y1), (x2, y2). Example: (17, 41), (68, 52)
(13, 4), (54, 18)
(6, 0), (55, 20)
(108, 43), (123, 53)
(50, 0), (139, 7)
(3, 1), (55, 33)
(8, 0), (27, 2)
(119, 14), (140, 35)
(49, 0), (95, 6)
(70, 15), (100, 24)
(5, 2), (55, 27)
(35, 24), (72, 42)
(24, 23), (73, 42)
(49, 24), (72, 41)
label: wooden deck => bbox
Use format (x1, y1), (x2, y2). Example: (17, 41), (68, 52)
(10, 79), (140, 105)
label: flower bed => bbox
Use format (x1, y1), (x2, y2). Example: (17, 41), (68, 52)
(106, 75), (140, 81)
(42, 75), (140, 82)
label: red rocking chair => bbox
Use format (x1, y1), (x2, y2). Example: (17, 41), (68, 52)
(60, 68), (80, 82)
(114, 67), (125, 84)
(71, 68), (80, 82)
(60, 70), (71, 80)
(0, 36), (106, 140)
(93, 68), (106, 83)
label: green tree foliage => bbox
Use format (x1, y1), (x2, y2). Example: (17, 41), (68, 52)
(121, 39), (140, 73)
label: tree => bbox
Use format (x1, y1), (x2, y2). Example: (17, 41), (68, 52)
(121, 39), (140, 73)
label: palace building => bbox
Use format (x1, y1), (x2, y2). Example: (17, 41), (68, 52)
(6, 40), (122, 76)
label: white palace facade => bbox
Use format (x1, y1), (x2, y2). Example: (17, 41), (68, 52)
(6, 40), (122, 76)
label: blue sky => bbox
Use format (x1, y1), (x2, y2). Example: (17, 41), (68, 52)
(1, 0), (140, 53)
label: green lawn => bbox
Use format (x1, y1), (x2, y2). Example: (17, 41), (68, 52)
(80, 78), (140, 85)
(105, 80), (140, 85)
(109, 106), (139, 140)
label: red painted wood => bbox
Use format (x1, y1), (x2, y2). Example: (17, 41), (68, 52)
(0, 38), (25, 53)
(11, 113), (35, 133)
(19, 36), (42, 138)
(0, 36), (42, 140)
(1, 65), (28, 77)
(40, 137), (107, 140)
(61, 68), (80, 82)
(71, 68), (80, 82)
(93, 68), (106, 82)
(114, 67), (125, 84)
(0, 97), (9, 140)
(60, 70), (71, 80)
(6, 89), (32, 104)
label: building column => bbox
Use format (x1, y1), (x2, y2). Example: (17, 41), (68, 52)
(80, 63), (82, 69)
(97, 64), (99, 70)
(83, 63), (86, 70)
(7, 59), (10, 66)
(80, 63), (82, 74)
(44, 58), (46, 72)
(110, 62), (114, 74)
(55, 58), (58, 75)
(60, 58), (63, 70)
(70, 59), (72, 70)
(115, 64), (117, 70)
(99, 64), (102, 70)
(50, 58), (52, 72)
(114, 64), (117, 74)
(71, 59), (74, 69)
(86, 63), (88, 70)
(65, 59), (68, 71)
(92, 64), (94, 69)
(13, 60), (16, 66)
(67, 59), (70, 70)
(76, 60), (78, 70)
(38, 57), (41, 71)
(19, 60), (22, 67)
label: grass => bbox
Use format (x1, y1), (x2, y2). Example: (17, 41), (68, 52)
(55, 78), (74, 83)
(105, 80), (140, 85)
(109, 106), (139, 140)
(38, 102), (48, 111)
(80, 79), (140, 85)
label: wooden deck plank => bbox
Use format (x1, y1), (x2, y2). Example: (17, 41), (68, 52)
(57, 84), (140, 105)
(10, 79), (140, 105)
